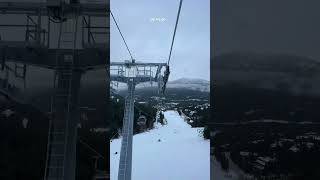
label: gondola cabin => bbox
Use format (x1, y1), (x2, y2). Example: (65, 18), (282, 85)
(137, 115), (147, 126)
(137, 115), (147, 132)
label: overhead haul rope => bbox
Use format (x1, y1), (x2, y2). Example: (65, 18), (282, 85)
(167, 0), (183, 65)
(110, 10), (134, 61)
(162, 0), (183, 93)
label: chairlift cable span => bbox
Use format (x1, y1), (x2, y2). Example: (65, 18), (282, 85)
(110, 10), (134, 61)
(167, 0), (183, 65)
(162, 0), (184, 94)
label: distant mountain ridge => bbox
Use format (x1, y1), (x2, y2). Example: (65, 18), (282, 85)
(214, 52), (320, 74)
(112, 78), (210, 92)
(212, 52), (320, 123)
(213, 52), (320, 97)
(169, 78), (209, 85)
(167, 78), (210, 92)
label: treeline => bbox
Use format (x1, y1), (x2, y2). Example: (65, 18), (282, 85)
(212, 124), (320, 179)
(109, 95), (157, 137)
(213, 85), (320, 123)
(0, 96), (109, 179)
(179, 106), (210, 139)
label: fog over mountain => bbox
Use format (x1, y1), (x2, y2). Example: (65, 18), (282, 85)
(213, 52), (320, 97)
(111, 77), (209, 93)
(167, 78), (209, 92)
(169, 78), (209, 85)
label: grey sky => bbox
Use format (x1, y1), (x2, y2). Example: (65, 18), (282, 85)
(213, 0), (320, 60)
(111, 0), (210, 81)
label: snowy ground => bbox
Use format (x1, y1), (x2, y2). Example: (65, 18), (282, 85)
(110, 110), (210, 180)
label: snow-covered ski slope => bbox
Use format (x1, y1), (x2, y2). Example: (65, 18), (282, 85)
(110, 110), (210, 180)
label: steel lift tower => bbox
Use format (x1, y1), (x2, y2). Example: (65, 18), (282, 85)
(110, 60), (169, 180)
(0, 1), (109, 180)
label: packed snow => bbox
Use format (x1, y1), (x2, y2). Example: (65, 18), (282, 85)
(110, 110), (210, 180)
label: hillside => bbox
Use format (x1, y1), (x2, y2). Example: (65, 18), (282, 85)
(167, 78), (210, 92)
(213, 52), (320, 97)
(212, 52), (320, 123)
(211, 52), (320, 179)
(112, 77), (210, 92)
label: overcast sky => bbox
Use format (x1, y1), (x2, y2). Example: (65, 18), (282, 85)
(213, 0), (320, 60)
(111, 0), (210, 81)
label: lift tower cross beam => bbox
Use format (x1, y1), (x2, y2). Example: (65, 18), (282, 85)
(110, 60), (169, 180)
(0, 1), (109, 180)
